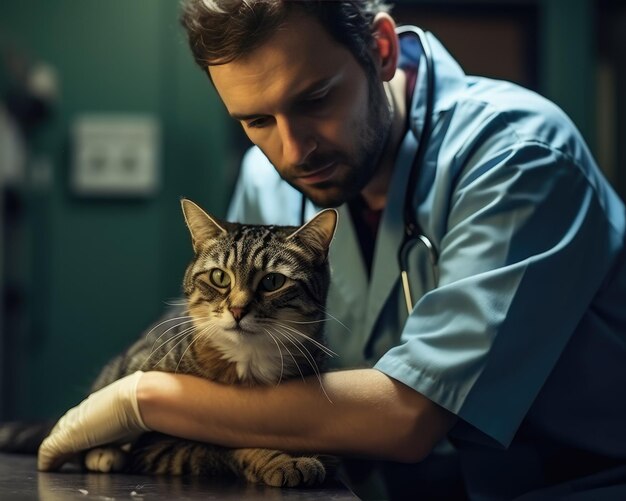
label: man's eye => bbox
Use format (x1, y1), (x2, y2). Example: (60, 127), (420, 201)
(302, 89), (331, 107)
(246, 117), (271, 129)
(306, 92), (328, 103)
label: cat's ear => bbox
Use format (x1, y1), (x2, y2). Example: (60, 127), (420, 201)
(181, 198), (227, 252)
(287, 209), (338, 254)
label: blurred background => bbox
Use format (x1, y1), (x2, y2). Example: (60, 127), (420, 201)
(0, 0), (624, 420)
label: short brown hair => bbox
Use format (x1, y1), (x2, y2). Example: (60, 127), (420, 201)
(180, 0), (392, 77)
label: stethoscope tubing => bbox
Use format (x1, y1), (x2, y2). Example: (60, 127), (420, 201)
(396, 26), (439, 314)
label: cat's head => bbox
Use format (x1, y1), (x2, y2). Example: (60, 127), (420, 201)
(180, 198), (337, 383)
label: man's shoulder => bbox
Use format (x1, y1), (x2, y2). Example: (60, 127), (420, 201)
(456, 77), (578, 145)
(432, 76), (591, 177)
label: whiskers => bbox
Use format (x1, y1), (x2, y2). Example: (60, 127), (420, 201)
(140, 315), (214, 373)
(263, 328), (286, 386)
(163, 298), (188, 307)
(174, 322), (215, 374)
(265, 320), (337, 403)
(281, 308), (352, 333)
(135, 304), (345, 405)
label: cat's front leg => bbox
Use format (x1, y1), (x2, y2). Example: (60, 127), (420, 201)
(230, 448), (326, 487)
(84, 446), (129, 472)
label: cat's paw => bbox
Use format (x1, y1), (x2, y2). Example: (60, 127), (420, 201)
(84, 447), (127, 473)
(259, 454), (326, 487)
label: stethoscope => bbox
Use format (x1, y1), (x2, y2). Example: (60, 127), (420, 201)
(300, 26), (439, 315)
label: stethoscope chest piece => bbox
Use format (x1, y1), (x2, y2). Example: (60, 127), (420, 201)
(399, 227), (439, 314)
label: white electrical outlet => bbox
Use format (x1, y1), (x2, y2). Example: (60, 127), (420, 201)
(71, 114), (160, 197)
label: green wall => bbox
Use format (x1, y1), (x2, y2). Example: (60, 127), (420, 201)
(0, 0), (234, 418)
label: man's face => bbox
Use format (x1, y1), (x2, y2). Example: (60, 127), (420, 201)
(209, 12), (391, 208)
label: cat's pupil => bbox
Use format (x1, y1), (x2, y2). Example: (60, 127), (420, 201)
(260, 273), (286, 292)
(209, 268), (230, 288)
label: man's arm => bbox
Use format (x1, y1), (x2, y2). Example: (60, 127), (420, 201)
(138, 368), (457, 463)
(37, 367), (457, 470)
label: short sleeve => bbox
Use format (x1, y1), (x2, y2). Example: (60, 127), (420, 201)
(374, 142), (617, 447)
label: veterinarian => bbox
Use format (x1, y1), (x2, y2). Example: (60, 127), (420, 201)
(38, 1), (626, 499)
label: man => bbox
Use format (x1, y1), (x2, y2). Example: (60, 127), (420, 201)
(38, 1), (626, 499)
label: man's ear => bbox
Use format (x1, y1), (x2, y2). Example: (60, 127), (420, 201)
(371, 13), (399, 82)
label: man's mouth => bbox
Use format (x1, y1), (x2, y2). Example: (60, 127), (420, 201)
(297, 162), (338, 185)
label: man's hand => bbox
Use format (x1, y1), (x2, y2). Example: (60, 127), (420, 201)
(37, 371), (150, 471)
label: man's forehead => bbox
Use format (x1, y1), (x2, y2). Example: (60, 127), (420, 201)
(208, 13), (355, 114)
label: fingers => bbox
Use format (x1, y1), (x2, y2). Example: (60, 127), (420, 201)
(38, 434), (74, 471)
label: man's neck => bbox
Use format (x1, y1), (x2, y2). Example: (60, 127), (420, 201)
(361, 68), (408, 211)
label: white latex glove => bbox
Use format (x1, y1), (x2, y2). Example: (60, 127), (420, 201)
(38, 371), (150, 471)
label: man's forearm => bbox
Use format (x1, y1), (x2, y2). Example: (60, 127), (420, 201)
(137, 368), (456, 462)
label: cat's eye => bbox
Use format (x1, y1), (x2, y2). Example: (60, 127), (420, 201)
(259, 273), (286, 292)
(209, 268), (231, 288)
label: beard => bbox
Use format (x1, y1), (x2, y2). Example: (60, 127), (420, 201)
(283, 75), (393, 209)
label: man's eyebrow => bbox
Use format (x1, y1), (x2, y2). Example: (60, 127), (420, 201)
(229, 77), (335, 121)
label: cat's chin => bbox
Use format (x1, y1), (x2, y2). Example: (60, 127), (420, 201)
(223, 326), (257, 336)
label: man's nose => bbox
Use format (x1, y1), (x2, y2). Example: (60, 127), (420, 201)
(277, 117), (317, 166)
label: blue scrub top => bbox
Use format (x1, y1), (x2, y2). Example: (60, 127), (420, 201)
(227, 30), (626, 499)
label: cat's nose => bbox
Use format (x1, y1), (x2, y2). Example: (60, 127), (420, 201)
(229, 306), (247, 322)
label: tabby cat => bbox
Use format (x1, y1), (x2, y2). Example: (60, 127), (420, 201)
(1, 199), (338, 487)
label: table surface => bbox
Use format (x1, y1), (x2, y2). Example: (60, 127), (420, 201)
(0, 452), (359, 500)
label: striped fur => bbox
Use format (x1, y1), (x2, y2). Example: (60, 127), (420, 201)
(0, 421), (54, 454)
(85, 199), (338, 486)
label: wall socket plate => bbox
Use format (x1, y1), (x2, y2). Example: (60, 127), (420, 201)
(71, 114), (160, 197)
